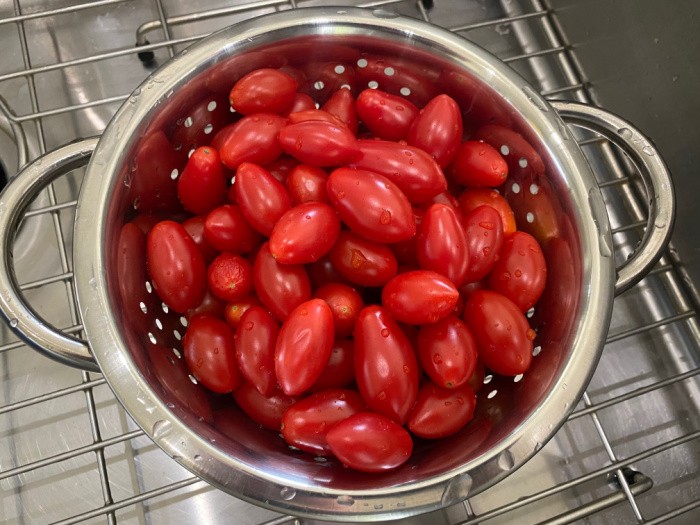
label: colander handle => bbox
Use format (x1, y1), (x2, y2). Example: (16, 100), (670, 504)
(0, 138), (100, 372)
(552, 101), (675, 296)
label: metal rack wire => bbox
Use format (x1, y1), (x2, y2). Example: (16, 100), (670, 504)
(0, 1), (698, 524)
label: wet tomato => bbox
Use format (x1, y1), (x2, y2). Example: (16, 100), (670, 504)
(382, 270), (459, 325)
(408, 383), (477, 439)
(234, 306), (279, 396)
(183, 314), (240, 393)
(417, 315), (478, 389)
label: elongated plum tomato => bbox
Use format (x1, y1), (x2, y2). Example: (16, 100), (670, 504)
(269, 202), (340, 264)
(417, 315), (478, 389)
(462, 205), (505, 283)
(382, 270), (459, 325)
(407, 94), (463, 167)
(228, 68), (298, 115)
(275, 299), (335, 396)
(326, 412), (413, 472)
(463, 290), (535, 376)
(146, 220), (207, 313)
(321, 88), (359, 134)
(408, 383), (477, 439)
(176, 146), (227, 215)
(234, 162), (292, 236)
(281, 389), (365, 455)
(278, 120), (361, 167)
(327, 167), (416, 243)
(234, 306), (279, 396)
(355, 88), (419, 141)
(353, 306), (419, 424)
(329, 231), (398, 287)
(218, 114), (286, 169)
(449, 140), (508, 187)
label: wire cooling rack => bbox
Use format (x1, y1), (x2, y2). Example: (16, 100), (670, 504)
(1, 1), (699, 524)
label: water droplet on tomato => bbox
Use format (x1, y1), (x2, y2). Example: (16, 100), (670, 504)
(479, 221), (494, 230)
(377, 391), (387, 400)
(502, 272), (511, 281)
(379, 209), (392, 225)
(380, 328), (390, 337)
(444, 401), (453, 406)
(244, 321), (254, 331)
(527, 328), (536, 341)
(515, 269), (522, 277)
(403, 365), (410, 373)
(433, 353), (443, 364)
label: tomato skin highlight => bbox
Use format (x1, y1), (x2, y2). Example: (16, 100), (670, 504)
(147, 220), (207, 313)
(327, 167), (416, 243)
(281, 389), (365, 455)
(183, 314), (241, 394)
(326, 412), (413, 472)
(463, 290), (534, 376)
(353, 306), (419, 425)
(408, 383), (477, 439)
(382, 270), (459, 325)
(286, 164), (329, 204)
(275, 299), (335, 396)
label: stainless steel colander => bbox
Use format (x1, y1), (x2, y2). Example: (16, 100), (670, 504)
(0, 7), (674, 521)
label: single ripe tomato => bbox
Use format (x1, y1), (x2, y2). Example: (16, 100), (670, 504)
(218, 114), (286, 169)
(354, 306), (419, 424)
(351, 139), (447, 203)
(463, 290), (535, 376)
(269, 202), (341, 264)
(176, 146), (227, 215)
(449, 140), (508, 187)
(313, 283), (364, 338)
(203, 204), (261, 254)
(281, 389), (365, 455)
(328, 231), (398, 287)
(146, 220), (207, 313)
(487, 231), (547, 312)
(253, 243), (311, 321)
(407, 94), (463, 167)
(417, 315), (478, 389)
(355, 88), (419, 141)
(183, 314), (240, 394)
(233, 382), (298, 431)
(309, 339), (355, 392)
(234, 306), (279, 396)
(321, 88), (359, 134)
(462, 205), (505, 283)
(229, 68), (298, 115)
(408, 383), (477, 439)
(327, 167), (416, 243)
(235, 162), (292, 236)
(416, 203), (470, 287)
(224, 295), (261, 330)
(382, 270), (459, 325)
(275, 299), (335, 395)
(278, 120), (361, 167)
(475, 124), (545, 175)
(326, 412), (413, 472)
(286, 165), (329, 204)
(458, 188), (516, 235)
(207, 253), (254, 303)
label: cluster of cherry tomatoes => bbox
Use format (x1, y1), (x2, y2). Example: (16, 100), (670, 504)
(138, 67), (547, 473)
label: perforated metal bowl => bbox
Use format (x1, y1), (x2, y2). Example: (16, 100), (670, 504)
(0, 7), (674, 521)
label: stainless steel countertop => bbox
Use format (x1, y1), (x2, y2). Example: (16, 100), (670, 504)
(0, 0), (699, 524)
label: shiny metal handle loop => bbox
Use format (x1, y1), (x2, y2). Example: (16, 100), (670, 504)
(552, 101), (675, 296)
(0, 138), (100, 372)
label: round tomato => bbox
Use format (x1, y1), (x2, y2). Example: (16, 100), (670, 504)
(183, 314), (240, 394)
(417, 315), (477, 389)
(203, 204), (261, 254)
(269, 202), (341, 264)
(351, 139), (447, 203)
(234, 306), (279, 396)
(416, 203), (470, 287)
(459, 188), (516, 235)
(309, 339), (355, 392)
(328, 231), (398, 287)
(354, 306), (419, 424)
(462, 205), (505, 283)
(278, 120), (361, 167)
(234, 162), (292, 236)
(275, 299), (335, 396)
(253, 242), (311, 321)
(449, 140), (508, 187)
(327, 167), (416, 243)
(382, 270), (459, 325)
(224, 295), (261, 330)
(146, 220), (207, 313)
(326, 412), (413, 472)
(463, 290), (535, 376)
(321, 88), (358, 134)
(408, 383), (477, 439)
(281, 389), (365, 455)
(355, 88), (419, 141)
(313, 283), (364, 338)
(218, 113), (286, 169)
(207, 253), (254, 303)
(286, 164), (329, 204)
(487, 231), (547, 312)
(407, 94), (463, 167)
(229, 68), (298, 115)
(176, 146), (227, 215)
(233, 382), (298, 431)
